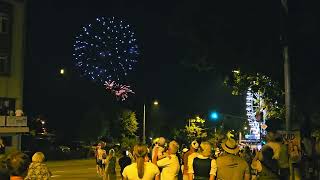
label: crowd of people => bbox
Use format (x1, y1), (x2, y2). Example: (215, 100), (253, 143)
(96, 143), (118, 180)
(96, 129), (294, 180)
(0, 126), (319, 179)
(97, 125), (317, 180)
(0, 151), (51, 180)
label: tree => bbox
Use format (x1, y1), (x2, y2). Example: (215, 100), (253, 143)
(78, 106), (107, 141)
(185, 117), (207, 140)
(119, 110), (138, 138)
(171, 128), (188, 146)
(225, 70), (285, 119)
(207, 128), (225, 148)
(120, 136), (139, 150)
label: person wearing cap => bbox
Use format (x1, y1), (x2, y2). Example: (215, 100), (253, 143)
(216, 138), (250, 180)
(182, 140), (199, 180)
(157, 140), (180, 180)
(188, 141), (216, 180)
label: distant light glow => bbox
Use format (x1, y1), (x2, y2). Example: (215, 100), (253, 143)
(245, 89), (265, 140)
(232, 70), (240, 74)
(60, 69), (65, 75)
(210, 112), (219, 120)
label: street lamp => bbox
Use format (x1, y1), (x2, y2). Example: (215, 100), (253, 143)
(60, 68), (65, 75)
(232, 70), (240, 74)
(143, 100), (159, 144)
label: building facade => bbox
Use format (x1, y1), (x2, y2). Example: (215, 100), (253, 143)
(0, 0), (28, 152)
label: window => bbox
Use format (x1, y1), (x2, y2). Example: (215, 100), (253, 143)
(0, 55), (9, 74)
(0, 3), (12, 72)
(0, 13), (9, 34)
(0, 98), (15, 116)
(1, 136), (12, 146)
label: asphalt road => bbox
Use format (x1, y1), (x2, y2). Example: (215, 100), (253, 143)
(47, 159), (122, 180)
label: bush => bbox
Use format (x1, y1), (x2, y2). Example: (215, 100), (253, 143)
(120, 137), (139, 151)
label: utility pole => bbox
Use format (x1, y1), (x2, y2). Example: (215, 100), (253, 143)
(281, 0), (290, 131)
(143, 104), (146, 144)
(284, 46), (291, 131)
(281, 2), (296, 180)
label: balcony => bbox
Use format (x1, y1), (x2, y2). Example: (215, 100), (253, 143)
(0, 116), (29, 133)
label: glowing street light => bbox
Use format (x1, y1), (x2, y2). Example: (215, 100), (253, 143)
(232, 70), (240, 74)
(153, 100), (159, 106)
(60, 68), (65, 75)
(143, 100), (159, 144)
(210, 111), (219, 121)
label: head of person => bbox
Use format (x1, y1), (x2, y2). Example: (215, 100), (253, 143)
(109, 149), (115, 157)
(168, 140), (179, 155)
(133, 144), (149, 179)
(265, 118), (282, 138)
(221, 138), (239, 155)
(97, 143), (102, 149)
(190, 140), (199, 151)
(5, 151), (30, 177)
(259, 146), (279, 172)
(0, 155), (9, 179)
(198, 142), (212, 157)
(158, 137), (166, 146)
(121, 150), (127, 157)
(32, 152), (45, 163)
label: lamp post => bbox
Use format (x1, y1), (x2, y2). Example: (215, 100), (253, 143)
(60, 68), (65, 75)
(143, 104), (146, 144)
(143, 100), (159, 144)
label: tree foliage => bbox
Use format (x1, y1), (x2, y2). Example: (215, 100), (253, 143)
(171, 128), (188, 146)
(120, 136), (139, 150)
(78, 106), (108, 141)
(119, 110), (138, 138)
(225, 70), (285, 119)
(185, 117), (207, 140)
(207, 128), (225, 148)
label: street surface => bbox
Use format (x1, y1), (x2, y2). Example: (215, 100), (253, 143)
(47, 159), (122, 180)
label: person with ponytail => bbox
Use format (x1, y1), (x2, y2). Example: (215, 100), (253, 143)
(123, 144), (160, 180)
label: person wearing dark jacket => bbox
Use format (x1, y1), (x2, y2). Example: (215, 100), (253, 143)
(119, 150), (132, 179)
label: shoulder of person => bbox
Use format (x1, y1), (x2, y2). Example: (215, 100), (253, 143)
(210, 158), (217, 163)
(123, 163), (134, 170)
(148, 161), (159, 167)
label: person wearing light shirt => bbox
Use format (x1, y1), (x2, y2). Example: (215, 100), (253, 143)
(123, 144), (160, 180)
(182, 140), (199, 180)
(188, 142), (216, 180)
(157, 140), (180, 180)
(152, 137), (166, 164)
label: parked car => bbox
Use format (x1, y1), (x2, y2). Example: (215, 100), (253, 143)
(21, 134), (71, 160)
(65, 141), (91, 159)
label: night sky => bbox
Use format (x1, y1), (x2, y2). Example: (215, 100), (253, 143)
(23, 0), (320, 139)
